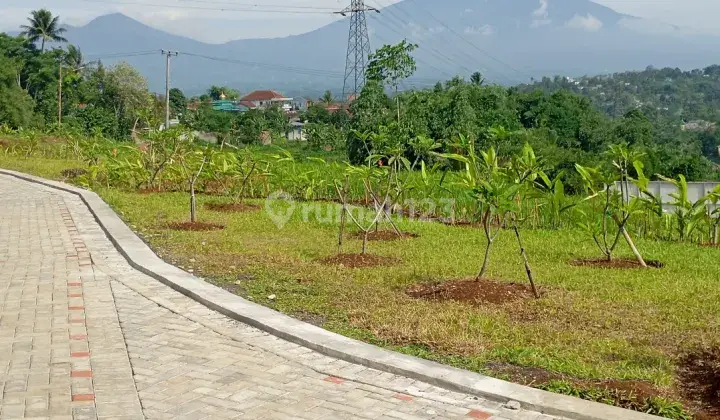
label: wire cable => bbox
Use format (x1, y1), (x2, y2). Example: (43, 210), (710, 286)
(368, 0), (475, 74)
(403, 0), (532, 81)
(79, 0), (335, 14)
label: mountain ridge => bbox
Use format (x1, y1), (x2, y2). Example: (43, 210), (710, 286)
(9, 0), (719, 95)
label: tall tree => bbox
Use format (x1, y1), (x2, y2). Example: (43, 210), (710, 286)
(169, 88), (186, 117)
(207, 85), (239, 101)
(365, 40), (418, 122)
(20, 9), (67, 52)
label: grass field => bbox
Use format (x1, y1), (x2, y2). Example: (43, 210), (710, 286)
(1, 153), (718, 418)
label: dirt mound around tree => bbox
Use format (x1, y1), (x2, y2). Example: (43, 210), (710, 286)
(167, 222), (225, 231)
(406, 278), (538, 305)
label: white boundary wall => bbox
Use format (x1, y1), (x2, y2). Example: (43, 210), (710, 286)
(618, 181), (720, 212)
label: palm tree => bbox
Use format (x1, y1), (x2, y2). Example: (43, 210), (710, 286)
(20, 9), (67, 52)
(320, 90), (334, 106)
(64, 45), (85, 71)
(470, 71), (485, 86)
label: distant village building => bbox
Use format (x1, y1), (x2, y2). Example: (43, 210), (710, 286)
(211, 100), (249, 113)
(682, 120), (717, 132)
(240, 90), (293, 112)
(286, 121), (306, 141)
(292, 98), (312, 112)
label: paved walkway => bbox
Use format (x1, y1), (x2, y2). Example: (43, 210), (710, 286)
(0, 175), (562, 420)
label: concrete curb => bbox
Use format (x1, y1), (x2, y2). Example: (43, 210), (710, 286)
(0, 169), (663, 420)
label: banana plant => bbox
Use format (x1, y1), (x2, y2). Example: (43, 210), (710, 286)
(535, 171), (576, 229)
(657, 174), (711, 242)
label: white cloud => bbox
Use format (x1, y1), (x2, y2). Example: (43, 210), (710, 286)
(566, 14), (603, 32)
(531, 0), (551, 28)
(532, 0), (549, 18)
(464, 25), (495, 36)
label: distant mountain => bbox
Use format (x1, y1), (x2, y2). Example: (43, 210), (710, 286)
(44, 0), (720, 95)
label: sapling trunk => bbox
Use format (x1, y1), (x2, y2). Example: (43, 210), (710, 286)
(233, 162), (257, 205)
(622, 227), (647, 267)
(513, 221), (539, 299)
(714, 224), (719, 245)
(476, 210), (495, 281)
(190, 183), (197, 223)
(335, 177), (349, 255)
(612, 213), (646, 267)
(184, 154), (208, 224)
(477, 239), (493, 281)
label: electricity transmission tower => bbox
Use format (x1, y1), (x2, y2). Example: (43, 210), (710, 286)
(335, 0), (379, 102)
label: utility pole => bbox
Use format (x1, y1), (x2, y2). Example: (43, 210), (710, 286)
(58, 64), (63, 126)
(161, 50), (179, 130)
(335, 0), (379, 103)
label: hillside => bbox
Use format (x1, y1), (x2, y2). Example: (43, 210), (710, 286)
(521, 65), (720, 121)
(41, 0), (720, 93)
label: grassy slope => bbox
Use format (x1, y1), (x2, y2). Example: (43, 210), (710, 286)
(1, 153), (718, 409)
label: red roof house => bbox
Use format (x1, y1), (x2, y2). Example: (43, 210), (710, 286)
(240, 90), (293, 111)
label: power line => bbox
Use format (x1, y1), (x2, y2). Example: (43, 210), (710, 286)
(403, 0), (532, 81)
(370, 0), (489, 74)
(79, 0), (335, 14)
(366, 14), (454, 79)
(368, 27), (452, 80)
(178, 0), (337, 10)
(178, 51), (346, 78)
(367, 0), (474, 75)
(85, 51), (159, 59)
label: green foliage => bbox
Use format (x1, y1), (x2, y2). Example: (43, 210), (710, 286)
(305, 123), (344, 150)
(656, 174), (712, 241)
(366, 40), (418, 92)
(0, 55), (35, 128)
(207, 85), (240, 101)
(169, 88), (186, 118)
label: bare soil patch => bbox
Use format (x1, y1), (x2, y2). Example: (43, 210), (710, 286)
(351, 230), (418, 241)
(317, 253), (398, 268)
(487, 362), (667, 412)
(486, 362), (565, 386)
(291, 311), (327, 327)
(205, 202), (260, 213)
(167, 222), (225, 232)
(678, 348), (720, 418)
(699, 243), (720, 249)
(406, 278), (537, 305)
(570, 258), (664, 269)
(61, 168), (87, 179)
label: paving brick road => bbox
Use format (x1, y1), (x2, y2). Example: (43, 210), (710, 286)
(0, 175), (564, 420)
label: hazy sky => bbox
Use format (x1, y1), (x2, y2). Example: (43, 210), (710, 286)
(1, 0), (719, 43)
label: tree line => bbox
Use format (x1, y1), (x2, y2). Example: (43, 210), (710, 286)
(1, 10), (718, 189)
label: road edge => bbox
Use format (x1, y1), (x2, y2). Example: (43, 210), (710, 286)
(0, 169), (662, 420)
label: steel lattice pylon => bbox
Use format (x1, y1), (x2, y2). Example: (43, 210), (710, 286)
(336, 0), (378, 102)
